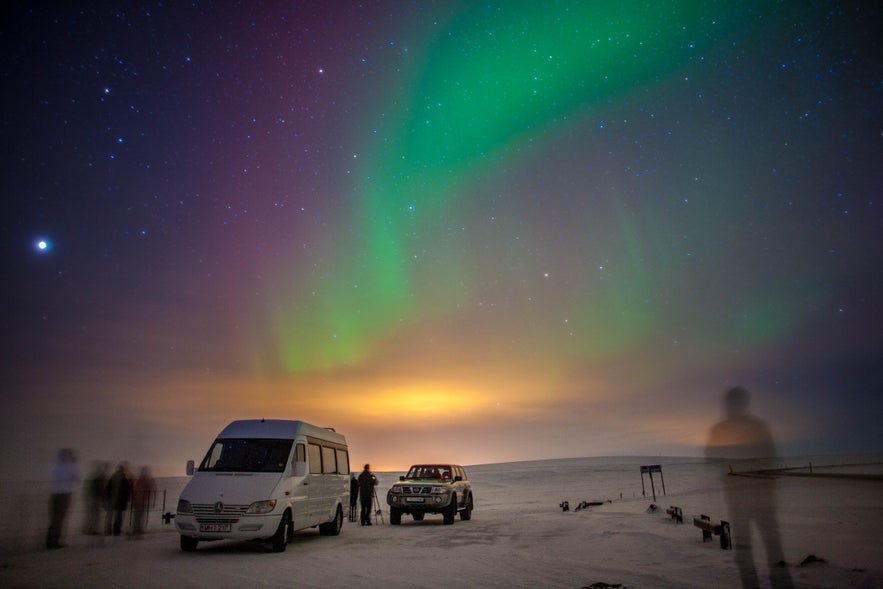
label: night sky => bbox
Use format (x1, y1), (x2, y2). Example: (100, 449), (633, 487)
(2, 1), (881, 479)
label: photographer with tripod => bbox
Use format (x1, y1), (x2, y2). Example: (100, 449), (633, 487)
(357, 464), (377, 526)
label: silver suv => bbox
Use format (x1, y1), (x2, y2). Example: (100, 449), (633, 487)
(387, 464), (473, 525)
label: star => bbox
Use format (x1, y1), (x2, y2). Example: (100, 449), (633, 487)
(34, 238), (51, 253)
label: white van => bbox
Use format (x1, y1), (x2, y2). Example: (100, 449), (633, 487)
(175, 419), (350, 552)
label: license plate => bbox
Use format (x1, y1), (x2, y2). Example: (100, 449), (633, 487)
(199, 523), (231, 533)
(405, 497), (425, 503)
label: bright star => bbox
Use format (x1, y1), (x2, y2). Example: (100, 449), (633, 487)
(35, 238), (51, 253)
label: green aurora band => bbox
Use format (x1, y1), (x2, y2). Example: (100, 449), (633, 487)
(275, 0), (778, 372)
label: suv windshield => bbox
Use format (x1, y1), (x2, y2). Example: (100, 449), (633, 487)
(199, 438), (293, 473)
(406, 465), (453, 480)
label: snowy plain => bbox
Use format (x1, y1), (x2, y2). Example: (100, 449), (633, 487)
(1, 456), (881, 588)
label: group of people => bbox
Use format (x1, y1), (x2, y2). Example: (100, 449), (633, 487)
(83, 461), (157, 537)
(46, 451), (157, 549)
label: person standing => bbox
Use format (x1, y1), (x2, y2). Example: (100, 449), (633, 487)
(46, 448), (79, 549)
(706, 386), (794, 588)
(131, 466), (156, 536)
(349, 473), (359, 522)
(357, 464), (377, 526)
(83, 461), (109, 535)
(105, 463), (131, 536)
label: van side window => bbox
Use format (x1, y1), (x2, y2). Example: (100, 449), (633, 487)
(336, 449), (349, 475)
(322, 446), (336, 474)
(292, 443), (306, 469)
(308, 443), (322, 474)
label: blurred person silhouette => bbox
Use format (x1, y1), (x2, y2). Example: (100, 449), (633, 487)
(46, 448), (79, 549)
(105, 462), (131, 536)
(349, 473), (359, 522)
(83, 461), (109, 535)
(705, 386), (794, 588)
(131, 466), (156, 536)
(357, 464), (377, 525)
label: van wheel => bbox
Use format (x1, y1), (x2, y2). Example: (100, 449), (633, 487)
(320, 505), (343, 536)
(460, 493), (473, 521)
(180, 535), (198, 552)
(271, 512), (291, 552)
(390, 507), (402, 525)
(443, 494), (457, 525)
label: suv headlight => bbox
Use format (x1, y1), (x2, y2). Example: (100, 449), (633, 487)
(389, 486), (402, 494)
(177, 499), (193, 514)
(245, 499), (277, 514)
(431, 487), (450, 494)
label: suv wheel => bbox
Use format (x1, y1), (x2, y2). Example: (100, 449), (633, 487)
(459, 493), (473, 521)
(390, 507), (402, 525)
(412, 512), (424, 521)
(443, 494), (457, 525)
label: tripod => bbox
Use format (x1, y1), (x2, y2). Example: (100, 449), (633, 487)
(373, 492), (385, 525)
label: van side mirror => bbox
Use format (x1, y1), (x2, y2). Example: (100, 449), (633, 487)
(293, 461), (307, 477)
(186, 460), (195, 476)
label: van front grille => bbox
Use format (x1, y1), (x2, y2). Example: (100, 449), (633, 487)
(192, 503), (249, 523)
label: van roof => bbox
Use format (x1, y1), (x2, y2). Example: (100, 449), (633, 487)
(217, 419), (346, 445)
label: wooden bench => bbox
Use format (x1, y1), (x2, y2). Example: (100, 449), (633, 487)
(665, 505), (683, 523)
(693, 514), (731, 549)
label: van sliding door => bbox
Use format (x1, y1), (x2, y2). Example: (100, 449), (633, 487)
(306, 443), (324, 526)
(291, 443), (309, 530)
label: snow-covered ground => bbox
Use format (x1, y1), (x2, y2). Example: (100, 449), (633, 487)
(1, 456), (881, 588)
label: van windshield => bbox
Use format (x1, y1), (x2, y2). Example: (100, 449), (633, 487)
(199, 438), (293, 473)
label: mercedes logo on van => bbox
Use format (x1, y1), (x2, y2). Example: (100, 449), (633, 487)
(214, 501), (224, 514)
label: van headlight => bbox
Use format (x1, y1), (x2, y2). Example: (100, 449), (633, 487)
(177, 499), (193, 514)
(246, 499), (277, 514)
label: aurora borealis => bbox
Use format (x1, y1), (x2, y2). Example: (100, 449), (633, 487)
(275, 1), (764, 371)
(2, 1), (880, 477)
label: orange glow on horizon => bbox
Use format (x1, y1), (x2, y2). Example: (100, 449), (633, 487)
(94, 363), (814, 479)
(361, 383), (494, 420)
